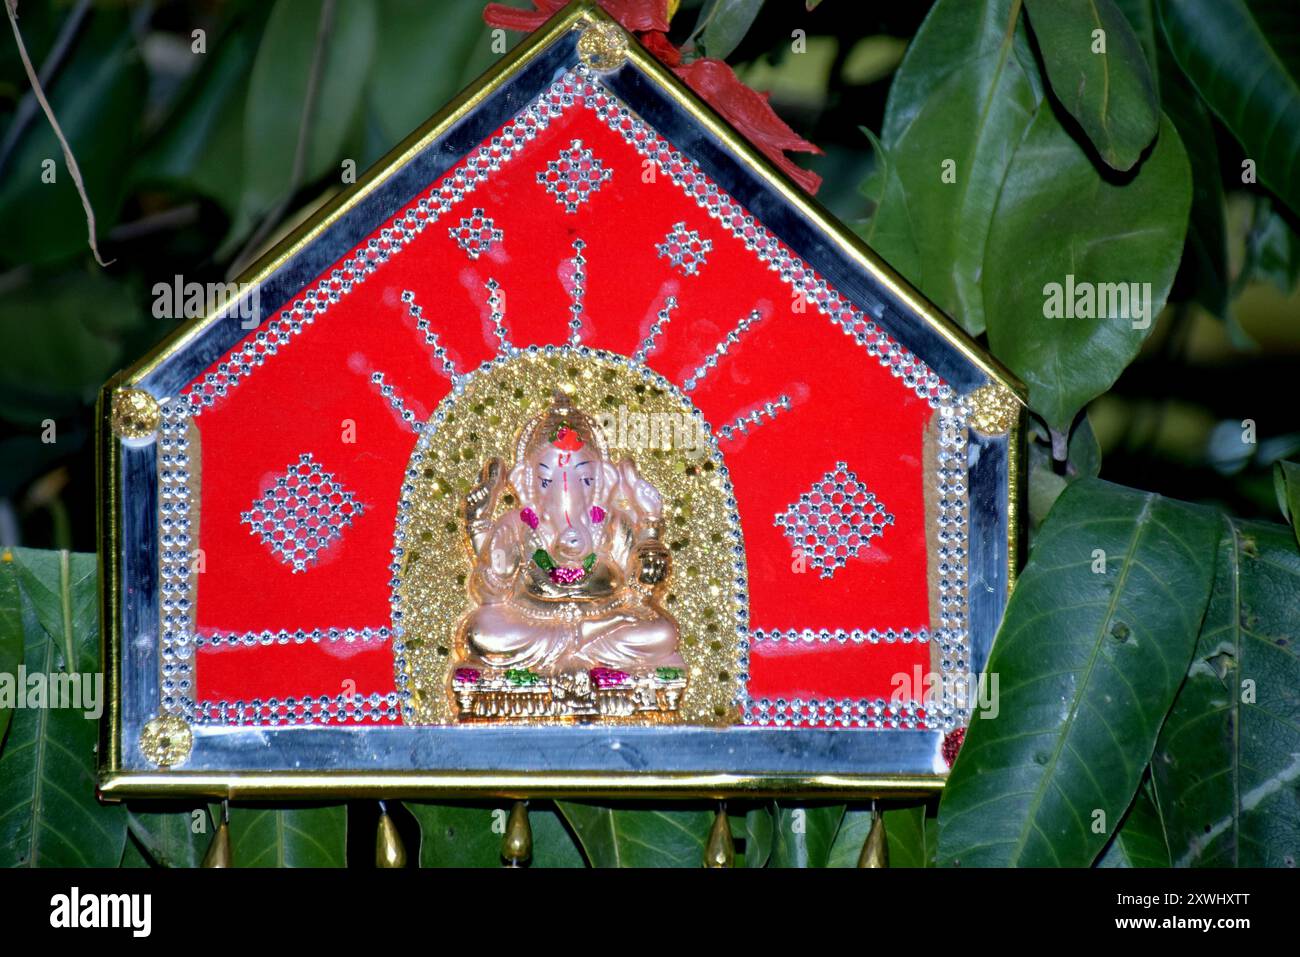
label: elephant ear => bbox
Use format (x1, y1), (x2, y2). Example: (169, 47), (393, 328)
(509, 461), (532, 508)
(600, 460), (620, 502)
(617, 459), (663, 521)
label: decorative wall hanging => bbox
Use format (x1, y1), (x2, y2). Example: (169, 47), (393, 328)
(98, 1), (1024, 798)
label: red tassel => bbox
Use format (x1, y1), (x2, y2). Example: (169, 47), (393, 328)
(637, 30), (682, 66)
(601, 0), (670, 32)
(483, 0), (566, 32)
(482, 2), (822, 194)
(674, 58), (823, 194)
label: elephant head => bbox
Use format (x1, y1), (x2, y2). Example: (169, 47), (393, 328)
(510, 392), (620, 565)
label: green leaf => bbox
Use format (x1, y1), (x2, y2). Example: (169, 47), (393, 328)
(828, 803), (934, 867)
(555, 802), (713, 867)
(1275, 461), (1300, 543)
(0, 549), (127, 867)
(1023, 0), (1159, 170)
(1097, 777), (1171, 866)
(234, 0), (378, 242)
(120, 834), (154, 868)
(886, 804), (937, 868)
(1156, 0), (1300, 219)
(1243, 197), (1300, 294)
(696, 0), (765, 61)
(0, 9), (146, 267)
(133, 16), (265, 213)
(1111, 0), (1158, 65)
(936, 480), (1220, 866)
(1116, 0), (1232, 320)
(0, 270), (142, 427)
(226, 804), (347, 867)
(769, 803), (844, 867)
(721, 803), (770, 867)
(9, 548), (98, 673)
(1159, 49), (1229, 319)
(983, 111), (1192, 431)
(0, 561), (22, 746)
(126, 804), (212, 868)
(1152, 518), (1300, 867)
(868, 0), (1045, 336)
(406, 801), (585, 867)
(363, 0), (496, 157)
(741, 804), (773, 867)
(855, 127), (921, 289)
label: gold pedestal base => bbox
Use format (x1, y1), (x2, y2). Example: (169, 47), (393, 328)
(452, 668), (687, 723)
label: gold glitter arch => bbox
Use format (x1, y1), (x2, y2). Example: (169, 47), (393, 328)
(392, 348), (747, 726)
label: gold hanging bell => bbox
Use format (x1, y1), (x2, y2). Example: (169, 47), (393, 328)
(704, 804), (734, 868)
(501, 801), (532, 866)
(202, 803), (231, 868)
(857, 808), (889, 868)
(375, 801), (408, 868)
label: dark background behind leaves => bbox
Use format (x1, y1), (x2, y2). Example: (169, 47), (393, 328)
(0, 0), (1298, 867)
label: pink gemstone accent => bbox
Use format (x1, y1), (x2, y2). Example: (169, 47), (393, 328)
(590, 505), (606, 524)
(548, 565), (586, 585)
(590, 667), (631, 689)
(519, 508), (539, 529)
(453, 668), (481, 685)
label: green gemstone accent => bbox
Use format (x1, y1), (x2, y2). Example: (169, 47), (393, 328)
(533, 548), (556, 571)
(582, 553), (596, 572)
(655, 667), (683, 682)
(505, 669), (542, 686)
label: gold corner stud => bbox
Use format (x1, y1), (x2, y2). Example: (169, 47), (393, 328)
(139, 714), (193, 768)
(111, 388), (161, 440)
(577, 20), (628, 71)
(968, 384), (1020, 436)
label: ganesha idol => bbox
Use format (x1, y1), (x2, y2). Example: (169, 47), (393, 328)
(450, 391), (688, 720)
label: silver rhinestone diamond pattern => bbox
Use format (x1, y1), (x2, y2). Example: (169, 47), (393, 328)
(241, 453), (363, 572)
(774, 462), (894, 579)
(536, 138), (612, 212)
(448, 208), (502, 259)
(656, 221), (712, 276)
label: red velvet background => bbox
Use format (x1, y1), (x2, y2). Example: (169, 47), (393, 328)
(185, 90), (937, 724)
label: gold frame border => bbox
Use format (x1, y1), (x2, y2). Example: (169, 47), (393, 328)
(97, 770), (940, 801)
(97, 0), (1024, 800)
(98, 381), (122, 775)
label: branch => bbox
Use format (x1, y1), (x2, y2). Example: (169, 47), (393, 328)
(3, 0), (112, 266)
(0, 0), (90, 173)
